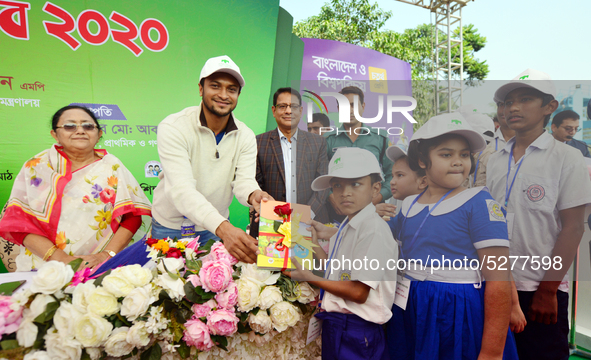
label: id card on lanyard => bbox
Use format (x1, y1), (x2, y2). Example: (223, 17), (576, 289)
(503, 145), (527, 240)
(318, 217), (350, 304)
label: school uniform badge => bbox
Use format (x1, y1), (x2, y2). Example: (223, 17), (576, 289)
(339, 270), (352, 281)
(526, 184), (545, 202)
(486, 199), (505, 222)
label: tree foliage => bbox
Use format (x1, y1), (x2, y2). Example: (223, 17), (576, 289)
(293, 0), (489, 126)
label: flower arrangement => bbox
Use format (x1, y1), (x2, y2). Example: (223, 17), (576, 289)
(0, 237), (321, 359)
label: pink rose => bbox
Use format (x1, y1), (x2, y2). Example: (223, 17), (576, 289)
(206, 309), (239, 336)
(183, 318), (214, 351)
(99, 188), (116, 204)
(215, 282), (238, 309)
(191, 299), (216, 319)
(199, 260), (233, 293)
(188, 274), (202, 287)
(203, 242), (238, 266)
(0, 296), (22, 336)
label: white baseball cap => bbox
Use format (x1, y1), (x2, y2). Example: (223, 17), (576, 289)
(463, 113), (495, 144)
(199, 55), (245, 87)
(311, 148), (384, 191)
(386, 145), (407, 162)
(410, 113), (486, 152)
(493, 69), (555, 103)
(456, 104), (480, 117)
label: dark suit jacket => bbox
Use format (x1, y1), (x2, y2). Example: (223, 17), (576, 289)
(255, 128), (329, 224)
(566, 138), (591, 158)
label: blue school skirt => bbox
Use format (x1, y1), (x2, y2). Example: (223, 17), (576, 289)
(316, 311), (389, 360)
(386, 281), (518, 360)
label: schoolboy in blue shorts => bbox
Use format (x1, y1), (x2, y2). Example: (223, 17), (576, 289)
(287, 147), (397, 360)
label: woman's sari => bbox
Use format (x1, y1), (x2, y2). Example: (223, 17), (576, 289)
(0, 145), (151, 270)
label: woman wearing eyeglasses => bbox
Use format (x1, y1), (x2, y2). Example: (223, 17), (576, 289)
(0, 105), (151, 271)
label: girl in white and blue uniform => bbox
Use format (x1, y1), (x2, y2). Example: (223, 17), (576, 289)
(386, 113), (518, 360)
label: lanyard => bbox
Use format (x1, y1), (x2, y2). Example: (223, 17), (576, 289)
(319, 217), (350, 302)
(398, 188), (454, 259)
(472, 151), (483, 186)
(495, 138), (498, 151)
(504, 145), (525, 210)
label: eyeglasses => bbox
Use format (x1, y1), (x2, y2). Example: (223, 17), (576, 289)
(560, 126), (581, 133)
(55, 123), (99, 132)
(275, 103), (301, 112)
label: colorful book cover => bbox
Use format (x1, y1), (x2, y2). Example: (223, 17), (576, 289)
(256, 201), (316, 270)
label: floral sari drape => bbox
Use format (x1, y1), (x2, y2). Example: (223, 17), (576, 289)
(0, 145), (151, 270)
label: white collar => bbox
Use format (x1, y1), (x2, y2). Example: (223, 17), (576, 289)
(277, 127), (298, 141)
(401, 187), (485, 217)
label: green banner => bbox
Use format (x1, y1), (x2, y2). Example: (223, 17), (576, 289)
(0, 0), (303, 230)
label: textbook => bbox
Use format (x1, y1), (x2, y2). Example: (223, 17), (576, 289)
(256, 201), (317, 271)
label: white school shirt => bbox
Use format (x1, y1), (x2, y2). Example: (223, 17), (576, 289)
(278, 128), (297, 203)
(321, 203), (398, 324)
(493, 128), (510, 152)
(486, 131), (591, 292)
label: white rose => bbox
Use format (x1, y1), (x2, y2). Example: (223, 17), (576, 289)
(269, 301), (301, 332)
(10, 289), (32, 311)
(256, 286), (283, 310)
(102, 270), (136, 298)
(105, 327), (135, 357)
(121, 285), (156, 321)
(44, 327), (82, 360)
(30, 261), (74, 294)
(297, 282), (318, 304)
(239, 263), (280, 286)
(29, 294), (56, 319)
(87, 287), (120, 316)
(85, 347), (103, 360)
(155, 273), (185, 301)
(16, 314), (37, 347)
(236, 278), (261, 312)
(72, 281), (96, 312)
(247, 311), (273, 334)
(157, 257), (184, 274)
(74, 312), (113, 347)
(23, 351), (51, 360)
(118, 264), (153, 287)
(127, 322), (151, 347)
(53, 301), (83, 338)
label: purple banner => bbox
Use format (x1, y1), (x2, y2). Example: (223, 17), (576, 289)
(69, 103), (127, 120)
(299, 38), (413, 145)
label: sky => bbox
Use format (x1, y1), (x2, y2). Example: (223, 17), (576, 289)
(279, 0), (591, 81)
(279, 0), (591, 115)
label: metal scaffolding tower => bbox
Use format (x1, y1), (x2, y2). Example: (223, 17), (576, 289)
(396, 0), (472, 114)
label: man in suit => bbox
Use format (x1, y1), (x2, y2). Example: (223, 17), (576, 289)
(253, 87), (329, 235)
(551, 110), (590, 157)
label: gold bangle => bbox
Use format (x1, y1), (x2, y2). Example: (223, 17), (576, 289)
(43, 245), (58, 261)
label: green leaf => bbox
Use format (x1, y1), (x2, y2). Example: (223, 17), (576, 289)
(273, 220), (282, 233)
(183, 282), (201, 303)
(81, 349), (92, 360)
(185, 258), (201, 272)
(0, 339), (19, 350)
(237, 321), (251, 334)
(177, 341), (190, 358)
(251, 307), (260, 316)
(32, 322), (51, 349)
(93, 269), (112, 286)
(238, 311), (248, 323)
(194, 286), (215, 300)
(34, 300), (59, 324)
(140, 343), (162, 360)
(68, 258), (84, 273)
(198, 238), (216, 253)
(211, 335), (228, 351)
(161, 259), (179, 280)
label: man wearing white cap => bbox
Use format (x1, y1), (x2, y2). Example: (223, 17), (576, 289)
(487, 69), (591, 360)
(152, 55), (272, 263)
